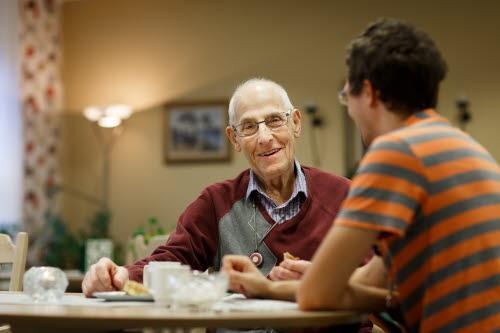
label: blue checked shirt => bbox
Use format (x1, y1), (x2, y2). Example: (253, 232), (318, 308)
(246, 160), (308, 224)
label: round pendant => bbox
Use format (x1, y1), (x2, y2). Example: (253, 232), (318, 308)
(249, 252), (263, 267)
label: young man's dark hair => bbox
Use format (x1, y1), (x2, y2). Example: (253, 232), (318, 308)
(346, 18), (448, 115)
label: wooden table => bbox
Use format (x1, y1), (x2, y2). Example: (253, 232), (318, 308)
(0, 292), (365, 333)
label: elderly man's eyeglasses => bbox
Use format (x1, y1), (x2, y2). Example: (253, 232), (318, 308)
(338, 89), (348, 106)
(233, 111), (291, 137)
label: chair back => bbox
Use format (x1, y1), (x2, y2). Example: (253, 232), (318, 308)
(144, 234), (170, 256)
(0, 232), (28, 291)
(127, 234), (170, 264)
(132, 234), (146, 260)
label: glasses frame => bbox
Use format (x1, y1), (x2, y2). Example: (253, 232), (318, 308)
(232, 111), (292, 137)
(338, 89), (348, 106)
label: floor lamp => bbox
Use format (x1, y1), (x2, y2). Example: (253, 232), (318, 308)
(83, 104), (133, 210)
(82, 104), (133, 269)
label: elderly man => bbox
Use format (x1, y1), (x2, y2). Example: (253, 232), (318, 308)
(82, 78), (350, 296)
(223, 19), (500, 333)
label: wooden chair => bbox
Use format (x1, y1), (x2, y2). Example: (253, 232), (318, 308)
(0, 232), (29, 333)
(127, 234), (170, 264)
(0, 232), (28, 291)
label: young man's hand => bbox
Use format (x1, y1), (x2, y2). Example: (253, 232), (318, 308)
(269, 259), (311, 281)
(222, 255), (271, 298)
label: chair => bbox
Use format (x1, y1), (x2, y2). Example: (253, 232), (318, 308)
(0, 232), (28, 333)
(0, 232), (28, 291)
(144, 234), (170, 257)
(127, 234), (170, 264)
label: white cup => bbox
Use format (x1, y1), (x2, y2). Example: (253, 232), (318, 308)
(149, 265), (190, 306)
(143, 261), (182, 288)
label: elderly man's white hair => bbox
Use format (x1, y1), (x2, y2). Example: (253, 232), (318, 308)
(228, 78), (294, 125)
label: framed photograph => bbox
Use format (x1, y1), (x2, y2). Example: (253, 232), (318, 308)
(164, 101), (231, 163)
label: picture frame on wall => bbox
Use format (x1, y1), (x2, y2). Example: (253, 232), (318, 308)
(164, 101), (231, 163)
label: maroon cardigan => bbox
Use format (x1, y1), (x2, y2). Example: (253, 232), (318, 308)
(127, 166), (350, 281)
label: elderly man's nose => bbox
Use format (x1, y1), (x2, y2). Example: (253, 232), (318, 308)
(257, 125), (273, 141)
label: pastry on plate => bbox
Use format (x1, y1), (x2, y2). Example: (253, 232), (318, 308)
(122, 280), (149, 296)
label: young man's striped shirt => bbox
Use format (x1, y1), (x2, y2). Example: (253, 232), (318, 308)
(337, 109), (500, 333)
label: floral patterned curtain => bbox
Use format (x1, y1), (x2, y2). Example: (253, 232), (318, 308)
(19, 0), (63, 263)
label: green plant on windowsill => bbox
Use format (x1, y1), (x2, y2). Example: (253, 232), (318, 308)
(128, 217), (166, 260)
(42, 214), (84, 270)
(40, 209), (125, 270)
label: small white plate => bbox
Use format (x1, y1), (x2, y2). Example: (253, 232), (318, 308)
(92, 291), (153, 302)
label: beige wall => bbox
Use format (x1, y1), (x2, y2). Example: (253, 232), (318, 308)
(60, 0), (500, 248)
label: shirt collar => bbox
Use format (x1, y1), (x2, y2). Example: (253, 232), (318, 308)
(246, 159), (308, 201)
(404, 109), (447, 126)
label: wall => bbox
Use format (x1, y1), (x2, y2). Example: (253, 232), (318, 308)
(60, 0), (500, 248)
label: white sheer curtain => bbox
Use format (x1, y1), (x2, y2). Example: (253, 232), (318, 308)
(0, 0), (23, 226)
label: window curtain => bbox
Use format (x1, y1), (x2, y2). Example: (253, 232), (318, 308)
(0, 1), (23, 228)
(19, 0), (63, 263)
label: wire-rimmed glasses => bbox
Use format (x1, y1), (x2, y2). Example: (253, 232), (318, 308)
(232, 111), (291, 137)
(338, 89), (348, 106)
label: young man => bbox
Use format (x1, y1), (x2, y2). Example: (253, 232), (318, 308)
(223, 19), (500, 333)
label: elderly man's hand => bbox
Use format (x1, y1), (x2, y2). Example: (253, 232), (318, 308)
(82, 257), (129, 297)
(222, 255), (271, 298)
(269, 259), (311, 281)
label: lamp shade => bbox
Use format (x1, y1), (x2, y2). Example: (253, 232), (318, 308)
(83, 104), (133, 128)
(105, 104), (133, 120)
(83, 106), (102, 122)
(98, 116), (121, 128)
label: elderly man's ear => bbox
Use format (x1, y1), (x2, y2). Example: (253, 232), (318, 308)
(292, 109), (302, 138)
(226, 126), (242, 152)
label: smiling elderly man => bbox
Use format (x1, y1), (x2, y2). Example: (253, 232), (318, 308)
(82, 78), (350, 296)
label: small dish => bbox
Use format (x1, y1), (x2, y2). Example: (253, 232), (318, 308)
(92, 291), (153, 302)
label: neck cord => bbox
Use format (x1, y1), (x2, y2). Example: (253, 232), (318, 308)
(253, 203), (279, 251)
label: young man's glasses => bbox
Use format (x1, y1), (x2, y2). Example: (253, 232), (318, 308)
(233, 111), (291, 137)
(338, 89), (348, 106)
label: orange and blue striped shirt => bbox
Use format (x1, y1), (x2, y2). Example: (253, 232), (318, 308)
(337, 109), (500, 333)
